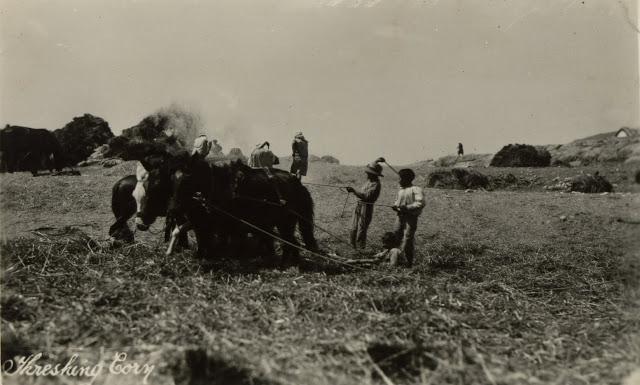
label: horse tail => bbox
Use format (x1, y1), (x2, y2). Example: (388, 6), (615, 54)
(109, 179), (123, 237)
(291, 182), (318, 251)
(111, 178), (122, 220)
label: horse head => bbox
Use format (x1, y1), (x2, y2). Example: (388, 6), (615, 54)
(225, 159), (249, 197)
(133, 154), (173, 231)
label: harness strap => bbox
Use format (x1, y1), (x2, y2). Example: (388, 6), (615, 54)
(232, 194), (365, 256)
(210, 203), (369, 270)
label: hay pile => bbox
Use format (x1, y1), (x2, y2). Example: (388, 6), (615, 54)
(543, 172), (614, 193)
(106, 105), (200, 161)
(427, 169), (490, 190)
(432, 154), (493, 168)
(54, 114), (114, 167)
(320, 155), (340, 164)
(569, 172), (613, 193)
(490, 173), (522, 189)
(490, 144), (551, 167)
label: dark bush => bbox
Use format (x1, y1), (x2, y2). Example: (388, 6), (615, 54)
(490, 144), (551, 167)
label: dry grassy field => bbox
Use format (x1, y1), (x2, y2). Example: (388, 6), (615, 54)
(1, 160), (639, 384)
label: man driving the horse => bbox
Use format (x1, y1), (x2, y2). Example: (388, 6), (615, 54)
(249, 141), (286, 205)
(191, 134), (215, 199)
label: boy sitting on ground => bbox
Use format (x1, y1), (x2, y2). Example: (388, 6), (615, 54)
(373, 232), (407, 267)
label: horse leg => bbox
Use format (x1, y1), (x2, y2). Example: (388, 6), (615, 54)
(167, 221), (192, 255)
(229, 228), (248, 259)
(165, 215), (191, 251)
(6, 151), (15, 173)
(276, 218), (300, 265)
(30, 152), (40, 176)
(109, 217), (135, 244)
(110, 175), (137, 244)
(258, 228), (281, 267)
(193, 227), (214, 259)
(177, 230), (190, 250)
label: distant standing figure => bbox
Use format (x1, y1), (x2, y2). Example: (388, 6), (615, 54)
(391, 168), (425, 267)
(458, 143), (464, 156)
(290, 132), (309, 180)
(345, 161), (383, 249)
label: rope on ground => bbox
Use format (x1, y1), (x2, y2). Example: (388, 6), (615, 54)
(211, 203), (370, 271)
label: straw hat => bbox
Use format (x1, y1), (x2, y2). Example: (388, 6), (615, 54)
(364, 162), (383, 177)
(192, 135), (212, 156)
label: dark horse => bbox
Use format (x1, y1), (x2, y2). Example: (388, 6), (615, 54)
(130, 152), (236, 258)
(136, 154), (318, 264)
(108, 154), (188, 248)
(226, 161), (318, 265)
(0, 125), (64, 176)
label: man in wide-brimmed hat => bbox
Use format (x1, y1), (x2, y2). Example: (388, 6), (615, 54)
(345, 160), (383, 249)
(290, 131), (309, 180)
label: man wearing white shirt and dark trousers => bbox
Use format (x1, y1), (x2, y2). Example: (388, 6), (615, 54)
(392, 168), (425, 267)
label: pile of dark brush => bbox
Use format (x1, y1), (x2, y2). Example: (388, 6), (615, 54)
(427, 168), (491, 190)
(569, 172), (613, 193)
(490, 144), (551, 167)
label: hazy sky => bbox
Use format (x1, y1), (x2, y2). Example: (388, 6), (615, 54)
(1, 0), (638, 164)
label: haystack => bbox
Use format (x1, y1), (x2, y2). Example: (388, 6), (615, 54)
(320, 155), (340, 164)
(490, 144), (551, 167)
(569, 172), (613, 193)
(54, 114), (114, 167)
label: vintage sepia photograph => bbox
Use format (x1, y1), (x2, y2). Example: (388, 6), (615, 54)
(1, 0), (639, 384)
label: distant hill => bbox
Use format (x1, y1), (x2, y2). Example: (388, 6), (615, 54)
(575, 128), (638, 142)
(542, 128), (640, 166)
(420, 128), (640, 168)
